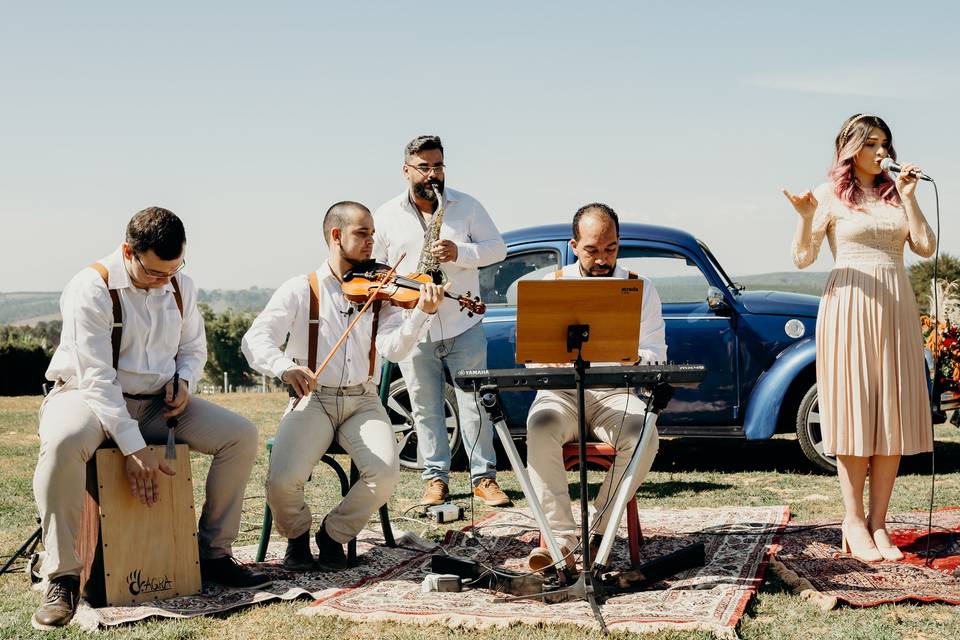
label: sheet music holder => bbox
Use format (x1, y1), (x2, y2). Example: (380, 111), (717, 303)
(515, 279), (642, 364)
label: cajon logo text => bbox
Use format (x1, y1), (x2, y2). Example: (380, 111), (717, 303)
(126, 569), (173, 595)
(620, 286), (640, 293)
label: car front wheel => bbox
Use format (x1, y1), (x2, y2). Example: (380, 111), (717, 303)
(386, 378), (463, 470)
(795, 383), (838, 473)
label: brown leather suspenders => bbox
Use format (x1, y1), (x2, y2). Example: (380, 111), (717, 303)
(368, 301), (382, 377)
(89, 262), (184, 371)
(307, 271), (321, 371)
(89, 263), (123, 370)
(306, 271), (381, 380)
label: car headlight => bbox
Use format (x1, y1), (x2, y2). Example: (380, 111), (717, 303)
(785, 319), (806, 339)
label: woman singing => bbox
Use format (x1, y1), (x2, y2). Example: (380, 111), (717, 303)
(784, 113), (936, 562)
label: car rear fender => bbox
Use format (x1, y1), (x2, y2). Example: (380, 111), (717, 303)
(742, 337), (816, 440)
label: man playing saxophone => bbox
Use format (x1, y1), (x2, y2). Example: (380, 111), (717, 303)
(373, 135), (509, 507)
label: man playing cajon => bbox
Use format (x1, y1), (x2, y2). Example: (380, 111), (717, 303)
(31, 207), (269, 630)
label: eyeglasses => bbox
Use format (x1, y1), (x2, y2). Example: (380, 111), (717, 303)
(135, 254), (186, 279)
(405, 163), (446, 176)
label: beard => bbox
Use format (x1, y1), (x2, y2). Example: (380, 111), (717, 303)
(584, 263), (615, 277)
(413, 178), (444, 201)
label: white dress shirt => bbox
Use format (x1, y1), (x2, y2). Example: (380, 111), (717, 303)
(241, 264), (434, 387)
(372, 187), (506, 342)
(46, 247), (207, 455)
(547, 263), (667, 365)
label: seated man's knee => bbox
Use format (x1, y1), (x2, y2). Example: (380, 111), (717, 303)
(229, 415), (259, 460)
(266, 465), (306, 504)
(526, 409), (564, 444)
(42, 425), (100, 465)
(364, 457), (401, 497)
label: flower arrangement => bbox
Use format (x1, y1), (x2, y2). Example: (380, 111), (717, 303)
(921, 315), (960, 390)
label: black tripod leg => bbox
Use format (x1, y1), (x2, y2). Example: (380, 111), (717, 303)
(1, 527), (42, 576)
(587, 592), (608, 635)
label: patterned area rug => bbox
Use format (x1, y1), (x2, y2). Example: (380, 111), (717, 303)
(301, 505), (788, 638)
(771, 508), (960, 610)
(68, 530), (433, 629)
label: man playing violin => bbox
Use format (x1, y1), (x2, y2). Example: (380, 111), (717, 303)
(242, 201), (445, 571)
(525, 203), (667, 572)
(373, 135), (510, 508)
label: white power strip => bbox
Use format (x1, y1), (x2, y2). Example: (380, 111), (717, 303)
(426, 503), (464, 523)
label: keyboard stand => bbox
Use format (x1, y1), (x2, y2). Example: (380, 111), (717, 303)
(476, 378), (699, 634)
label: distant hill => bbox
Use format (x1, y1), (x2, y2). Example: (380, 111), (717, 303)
(0, 273), (828, 326)
(1, 287), (276, 326)
(0, 292), (61, 325)
(733, 271), (828, 296)
(196, 287), (274, 313)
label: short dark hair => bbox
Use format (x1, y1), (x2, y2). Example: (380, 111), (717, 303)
(572, 203), (619, 241)
(322, 201), (370, 246)
(404, 135), (444, 160)
(125, 207), (186, 260)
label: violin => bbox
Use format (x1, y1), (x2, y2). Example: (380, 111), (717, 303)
(304, 256), (486, 384)
(342, 262), (486, 317)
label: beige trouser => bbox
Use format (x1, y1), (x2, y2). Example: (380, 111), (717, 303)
(33, 383), (259, 580)
(265, 383), (400, 544)
(526, 388), (659, 549)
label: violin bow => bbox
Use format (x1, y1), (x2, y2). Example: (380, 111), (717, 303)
(309, 253), (405, 382)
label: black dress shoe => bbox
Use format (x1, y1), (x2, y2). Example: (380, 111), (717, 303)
(200, 556), (273, 589)
(31, 575), (80, 630)
(315, 522), (348, 571)
(283, 530), (316, 571)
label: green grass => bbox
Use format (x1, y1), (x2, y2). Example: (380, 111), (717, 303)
(2, 393), (960, 638)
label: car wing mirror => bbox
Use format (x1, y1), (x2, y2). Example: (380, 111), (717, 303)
(707, 286), (730, 315)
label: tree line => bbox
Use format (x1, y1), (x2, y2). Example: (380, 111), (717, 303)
(0, 305), (260, 396)
(1, 255), (957, 396)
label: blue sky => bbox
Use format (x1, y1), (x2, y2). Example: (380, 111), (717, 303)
(1, 1), (957, 290)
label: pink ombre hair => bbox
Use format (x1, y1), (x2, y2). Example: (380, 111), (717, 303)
(829, 114), (901, 211)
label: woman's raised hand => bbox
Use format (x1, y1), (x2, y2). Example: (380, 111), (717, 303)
(782, 188), (818, 221)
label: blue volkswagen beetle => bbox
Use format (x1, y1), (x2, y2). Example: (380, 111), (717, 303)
(387, 222), (948, 473)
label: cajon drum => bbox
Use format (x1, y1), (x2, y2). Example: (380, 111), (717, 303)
(78, 445), (201, 607)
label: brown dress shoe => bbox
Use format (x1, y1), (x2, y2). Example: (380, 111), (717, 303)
(422, 478), (449, 505)
(473, 478), (512, 507)
(527, 546), (576, 573)
(31, 575), (80, 630)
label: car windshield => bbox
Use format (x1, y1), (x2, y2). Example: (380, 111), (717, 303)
(698, 241), (742, 293)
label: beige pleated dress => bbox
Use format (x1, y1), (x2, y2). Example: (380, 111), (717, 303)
(793, 182), (937, 456)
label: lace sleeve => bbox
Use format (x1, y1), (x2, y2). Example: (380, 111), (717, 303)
(792, 184), (833, 269)
(907, 219), (937, 258)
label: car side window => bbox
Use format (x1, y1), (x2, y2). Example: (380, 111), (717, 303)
(479, 250), (561, 306)
(617, 249), (712, 304)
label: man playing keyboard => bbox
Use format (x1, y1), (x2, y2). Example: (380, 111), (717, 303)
(525, 203), (666, 572)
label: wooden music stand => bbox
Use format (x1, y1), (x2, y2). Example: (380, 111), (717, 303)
(513, 278), (643, 630)
(515, 279), (642, 364)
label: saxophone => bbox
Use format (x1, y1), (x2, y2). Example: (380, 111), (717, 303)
(416, 183), (448, 285)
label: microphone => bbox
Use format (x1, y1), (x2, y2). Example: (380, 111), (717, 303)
(881, 158), (933, 182)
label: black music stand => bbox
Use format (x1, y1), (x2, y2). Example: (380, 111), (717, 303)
(1, 519), (41, 577)
(513, 279), (643, 628)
